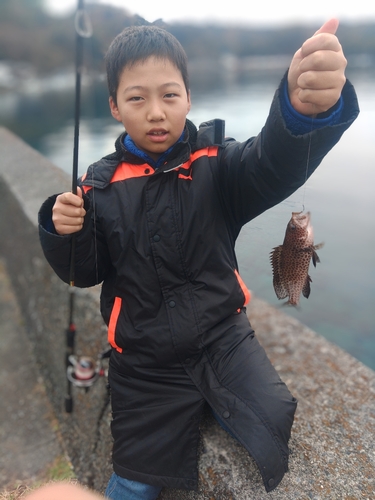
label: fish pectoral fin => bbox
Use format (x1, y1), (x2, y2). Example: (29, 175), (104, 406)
(312, 249), (320, 267)
(312, 242), (324, 266)
(270, 246), (288, 299)
(302, 274), (312, 299)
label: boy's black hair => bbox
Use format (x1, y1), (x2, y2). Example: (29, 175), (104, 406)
(105, 25), (190, 105)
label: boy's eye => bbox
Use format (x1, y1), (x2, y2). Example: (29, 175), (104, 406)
(164, 93), (177, 98)
(129, 96), (143, 102)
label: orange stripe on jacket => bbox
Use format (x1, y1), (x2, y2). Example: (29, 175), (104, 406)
(108, 297), (123, 353)
(177, 146), (219, 180)
(234, 269), (251, 306)
(111, 162), (154, 183)
(179, 146), (219, 170)
(81, 163), (153, 193)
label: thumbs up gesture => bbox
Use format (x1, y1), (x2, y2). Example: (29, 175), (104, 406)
(287, 19), (347, 116)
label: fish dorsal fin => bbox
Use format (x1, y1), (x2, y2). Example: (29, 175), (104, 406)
(270, 246), (288, 300)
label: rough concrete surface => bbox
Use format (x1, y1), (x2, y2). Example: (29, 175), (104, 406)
(0, 127), (375, 499)
(0, 258), (63, 490)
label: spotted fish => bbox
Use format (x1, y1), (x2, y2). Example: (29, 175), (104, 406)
(270, 211), (323, 306)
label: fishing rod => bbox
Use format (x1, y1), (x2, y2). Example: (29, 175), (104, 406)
(65, 0), (92, 413)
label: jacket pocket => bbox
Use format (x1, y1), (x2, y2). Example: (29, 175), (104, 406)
(108, 296), (123, 353)
(234, 269), (251, 306)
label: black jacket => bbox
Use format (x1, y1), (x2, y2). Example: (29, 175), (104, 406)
(39, 77), (359, 492)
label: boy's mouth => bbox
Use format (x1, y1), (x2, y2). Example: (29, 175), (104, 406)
(147, 129), (168, 142)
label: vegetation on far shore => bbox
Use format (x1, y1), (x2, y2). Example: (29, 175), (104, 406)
(1, 0), (374, 78)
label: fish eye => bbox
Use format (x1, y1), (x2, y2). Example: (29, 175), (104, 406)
(289, 223), (296, 230)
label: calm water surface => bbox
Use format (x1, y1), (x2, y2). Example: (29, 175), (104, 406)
(3, 72), (375, 369)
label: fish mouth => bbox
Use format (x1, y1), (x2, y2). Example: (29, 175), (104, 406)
(292, 211), (311, 227)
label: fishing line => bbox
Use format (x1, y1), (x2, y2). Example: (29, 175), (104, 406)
(301, 107), (315, 212)
(92, 162), (99, 285)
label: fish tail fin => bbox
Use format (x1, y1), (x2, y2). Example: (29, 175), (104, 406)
(277, 300), (301, 309)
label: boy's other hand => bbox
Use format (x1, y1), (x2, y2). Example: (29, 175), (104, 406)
(52, 187), (86, 235)
(287, 18), (347, 116)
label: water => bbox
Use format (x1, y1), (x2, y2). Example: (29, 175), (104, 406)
(1, 71), (374, 370)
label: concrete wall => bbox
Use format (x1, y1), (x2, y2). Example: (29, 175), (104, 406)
(0, 126), (374, 499)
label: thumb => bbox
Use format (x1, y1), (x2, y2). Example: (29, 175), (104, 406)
(76, 186), (83, 199)
(313, 18), (339, 36)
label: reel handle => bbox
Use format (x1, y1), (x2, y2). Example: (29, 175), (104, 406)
(65, 395), (73, 413)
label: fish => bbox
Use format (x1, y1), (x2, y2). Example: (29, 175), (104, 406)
(270, 211), (323, 306)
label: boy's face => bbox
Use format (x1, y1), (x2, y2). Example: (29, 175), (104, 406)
(109, 56), (191, 161)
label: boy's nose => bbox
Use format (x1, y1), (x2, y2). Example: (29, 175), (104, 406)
(147, 101), (166, 121)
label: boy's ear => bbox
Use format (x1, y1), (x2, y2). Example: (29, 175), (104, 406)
(109, 96), (122, 122)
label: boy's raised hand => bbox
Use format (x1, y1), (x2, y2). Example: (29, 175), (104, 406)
(287, 18), (347, 116)
(52, 187), (86, 235)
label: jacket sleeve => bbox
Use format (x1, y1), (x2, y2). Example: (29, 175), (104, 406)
(217, 74), (360, 229)
(38, 193), (111, 288)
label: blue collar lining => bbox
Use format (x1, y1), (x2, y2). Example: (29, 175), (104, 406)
(124, 131), (185, 168)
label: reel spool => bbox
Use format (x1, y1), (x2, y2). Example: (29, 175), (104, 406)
(67, 354), (105, 388)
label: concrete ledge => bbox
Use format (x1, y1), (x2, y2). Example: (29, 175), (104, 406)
(0, 257), (64, 489)
(1, 126), (374, 498)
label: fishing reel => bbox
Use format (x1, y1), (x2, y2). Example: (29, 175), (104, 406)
(67, 349), (111, 389)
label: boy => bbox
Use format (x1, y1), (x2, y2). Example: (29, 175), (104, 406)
(39, 20), (358, 499)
